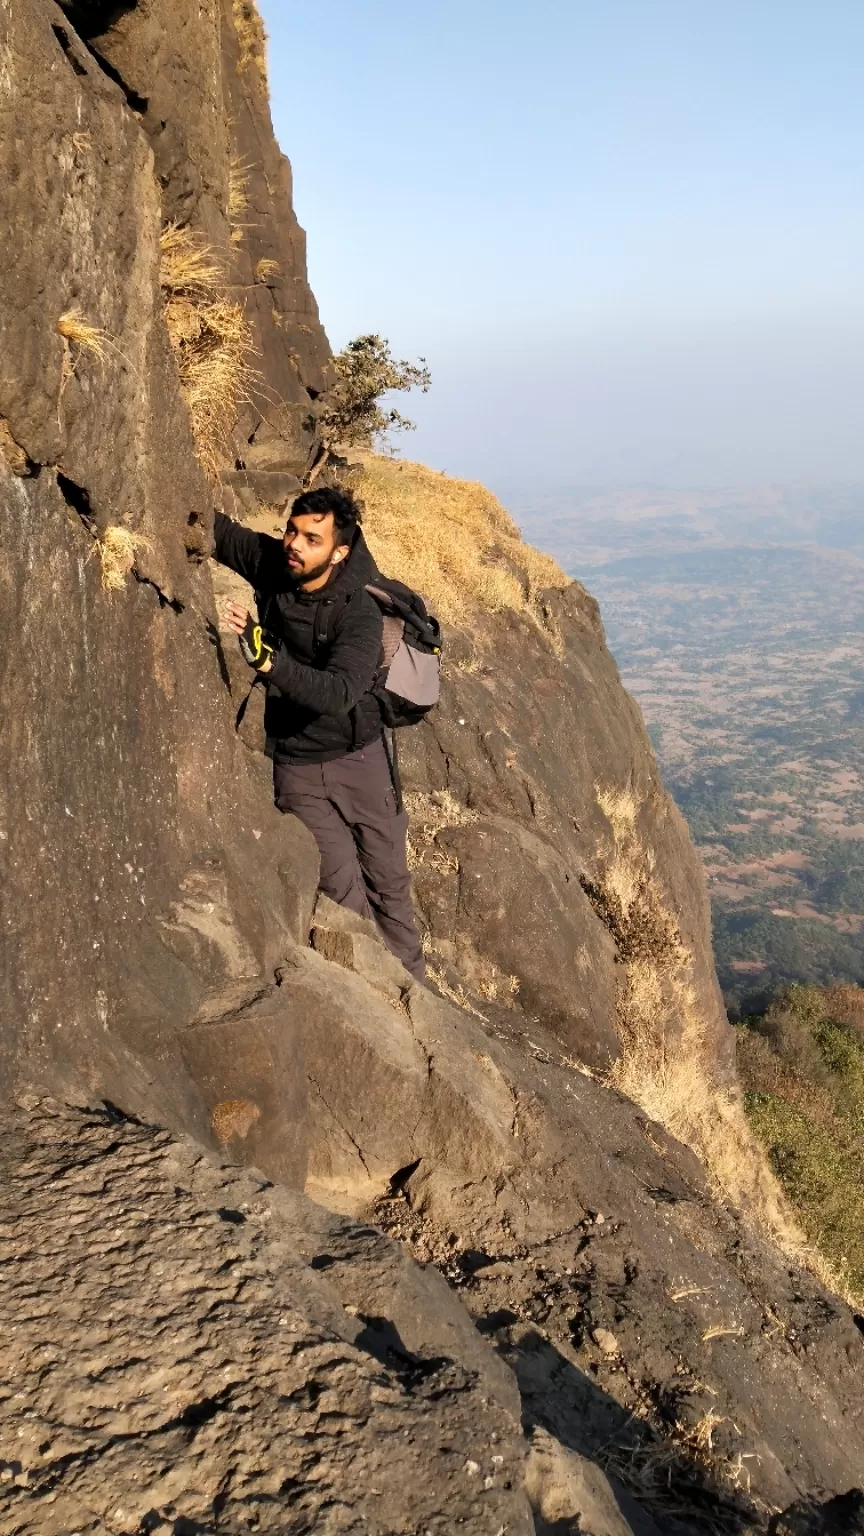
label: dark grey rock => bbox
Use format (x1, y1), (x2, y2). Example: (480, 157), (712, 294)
(771, 1491), (864, 1535)
(0, 1098), (532, 1535)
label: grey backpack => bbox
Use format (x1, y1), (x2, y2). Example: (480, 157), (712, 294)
(314, 575), (442, 729)
(365, 578), (442, 728)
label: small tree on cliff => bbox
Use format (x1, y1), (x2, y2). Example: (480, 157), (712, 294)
(319, 334), (431, 455)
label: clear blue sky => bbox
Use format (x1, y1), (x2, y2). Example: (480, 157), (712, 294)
(260, 1), (864, 493)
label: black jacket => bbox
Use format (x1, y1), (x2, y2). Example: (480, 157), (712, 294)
(214, 512), (384, 763)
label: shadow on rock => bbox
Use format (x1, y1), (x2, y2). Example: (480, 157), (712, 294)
(490, 1322), (763, 1536)
(770, 1490), (864, 1535)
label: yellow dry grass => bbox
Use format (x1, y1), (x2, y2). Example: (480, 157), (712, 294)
(228, 156), (250, 220)
(594, 817), (861, 1301)
(678, 1408), (727, 1456)
(422, 959), (491, 1024)
(97, 526), (151, 593)
(478, 965), (521, 1003)
(57, 311), (111, 393)
(0, 419), (29, 475)
(404, 789), (476, 874)
(255, 258), (281, 283)
(420, 926), (520, 1011)
(159, 222), (254, 479)
(587, 783), (803, 1253)
(232, 0), (267, 82)
(597, 785), (639, 845)
(159, 224), (223, 293)
(57, 310), (109, 361)
(349, 456), (568, 629)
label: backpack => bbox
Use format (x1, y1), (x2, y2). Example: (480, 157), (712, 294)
(366, 577), (442, 728)
(314, 575), (442, 729)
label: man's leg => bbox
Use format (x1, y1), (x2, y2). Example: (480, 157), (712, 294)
(273, 759), (374, 920)
(325, 740), (426, 981)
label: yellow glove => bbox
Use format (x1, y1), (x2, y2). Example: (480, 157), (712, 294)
(238, 614), (275, 673)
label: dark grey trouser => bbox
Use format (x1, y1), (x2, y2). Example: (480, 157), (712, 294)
(273, 737), (425, 981)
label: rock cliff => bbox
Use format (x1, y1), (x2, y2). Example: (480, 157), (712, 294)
(1, 3), (863, 1533)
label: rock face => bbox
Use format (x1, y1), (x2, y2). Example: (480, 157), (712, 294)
(402, 578), (728, 1074)
(292, 902), (864, 1532)
(0, 1097), (531, 1535)
(2, 3), (864, 1534)
(0, 0), (322, 1157)
(58, 0), (331, 491)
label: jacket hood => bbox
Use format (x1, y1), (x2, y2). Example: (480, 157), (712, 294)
(343, 526), (379, 587)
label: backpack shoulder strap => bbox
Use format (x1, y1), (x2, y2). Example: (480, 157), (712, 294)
(314, 597), (333, 650)
(313, 588), (358, 654)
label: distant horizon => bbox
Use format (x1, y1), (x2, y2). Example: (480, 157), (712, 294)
(486, 475), (864, 499)
(261, 0), (864, 492)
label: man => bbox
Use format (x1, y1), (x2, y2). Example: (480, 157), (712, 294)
(214, 486), (425, 981)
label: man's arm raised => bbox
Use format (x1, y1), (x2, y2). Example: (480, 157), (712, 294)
(214, 511), (283, 586)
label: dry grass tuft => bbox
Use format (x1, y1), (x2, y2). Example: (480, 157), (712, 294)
(97, 526), (151, 593)
(420, 928), (520, 1011)
(478, 964), (521, 1004)
(228, 156), (250, 220)
(159, 224), (224, 294)
(678, 1408), (727, 1456)
(57, 310), (109, 361)
(255, 258), (282, 284)
(597, 1429), (755, 1528)
(596, 785), (639, 845)
(159, 222), (254, 479)
(348, 456), (568, 630)
(0, 419), (30, 476)
(58, 311), (111, 392)
(701, 1325), (745, 1343)
(585, 782), (802, 1252)
(232, 0), (268, 82)
(228, 157), (252, 246)
(404, 788), (477, 874)
(423, 961), (491, 1023)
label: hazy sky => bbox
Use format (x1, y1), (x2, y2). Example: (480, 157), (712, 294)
(259, 1), (864, 493)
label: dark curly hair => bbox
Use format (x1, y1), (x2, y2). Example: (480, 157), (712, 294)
(290, 485), (363, 541)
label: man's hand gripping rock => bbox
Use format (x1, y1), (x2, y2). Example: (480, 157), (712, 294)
(226, 602), (275, 675)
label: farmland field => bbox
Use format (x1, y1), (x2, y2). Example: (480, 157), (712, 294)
(513, 485), (864, 1010)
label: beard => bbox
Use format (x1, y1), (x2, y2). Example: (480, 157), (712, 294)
(286, 552), (335, 587)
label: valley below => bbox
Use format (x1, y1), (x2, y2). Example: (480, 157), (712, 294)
(513, 486), (864, 1011)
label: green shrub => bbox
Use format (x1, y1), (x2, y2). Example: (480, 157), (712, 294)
(319, 335), (431, 452)
(738, 985), (864, 1297)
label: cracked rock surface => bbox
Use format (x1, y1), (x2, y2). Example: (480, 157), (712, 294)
(0, 1098), (531, 1536)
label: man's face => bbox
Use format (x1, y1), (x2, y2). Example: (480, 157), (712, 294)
(283, 511), (348, 585)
